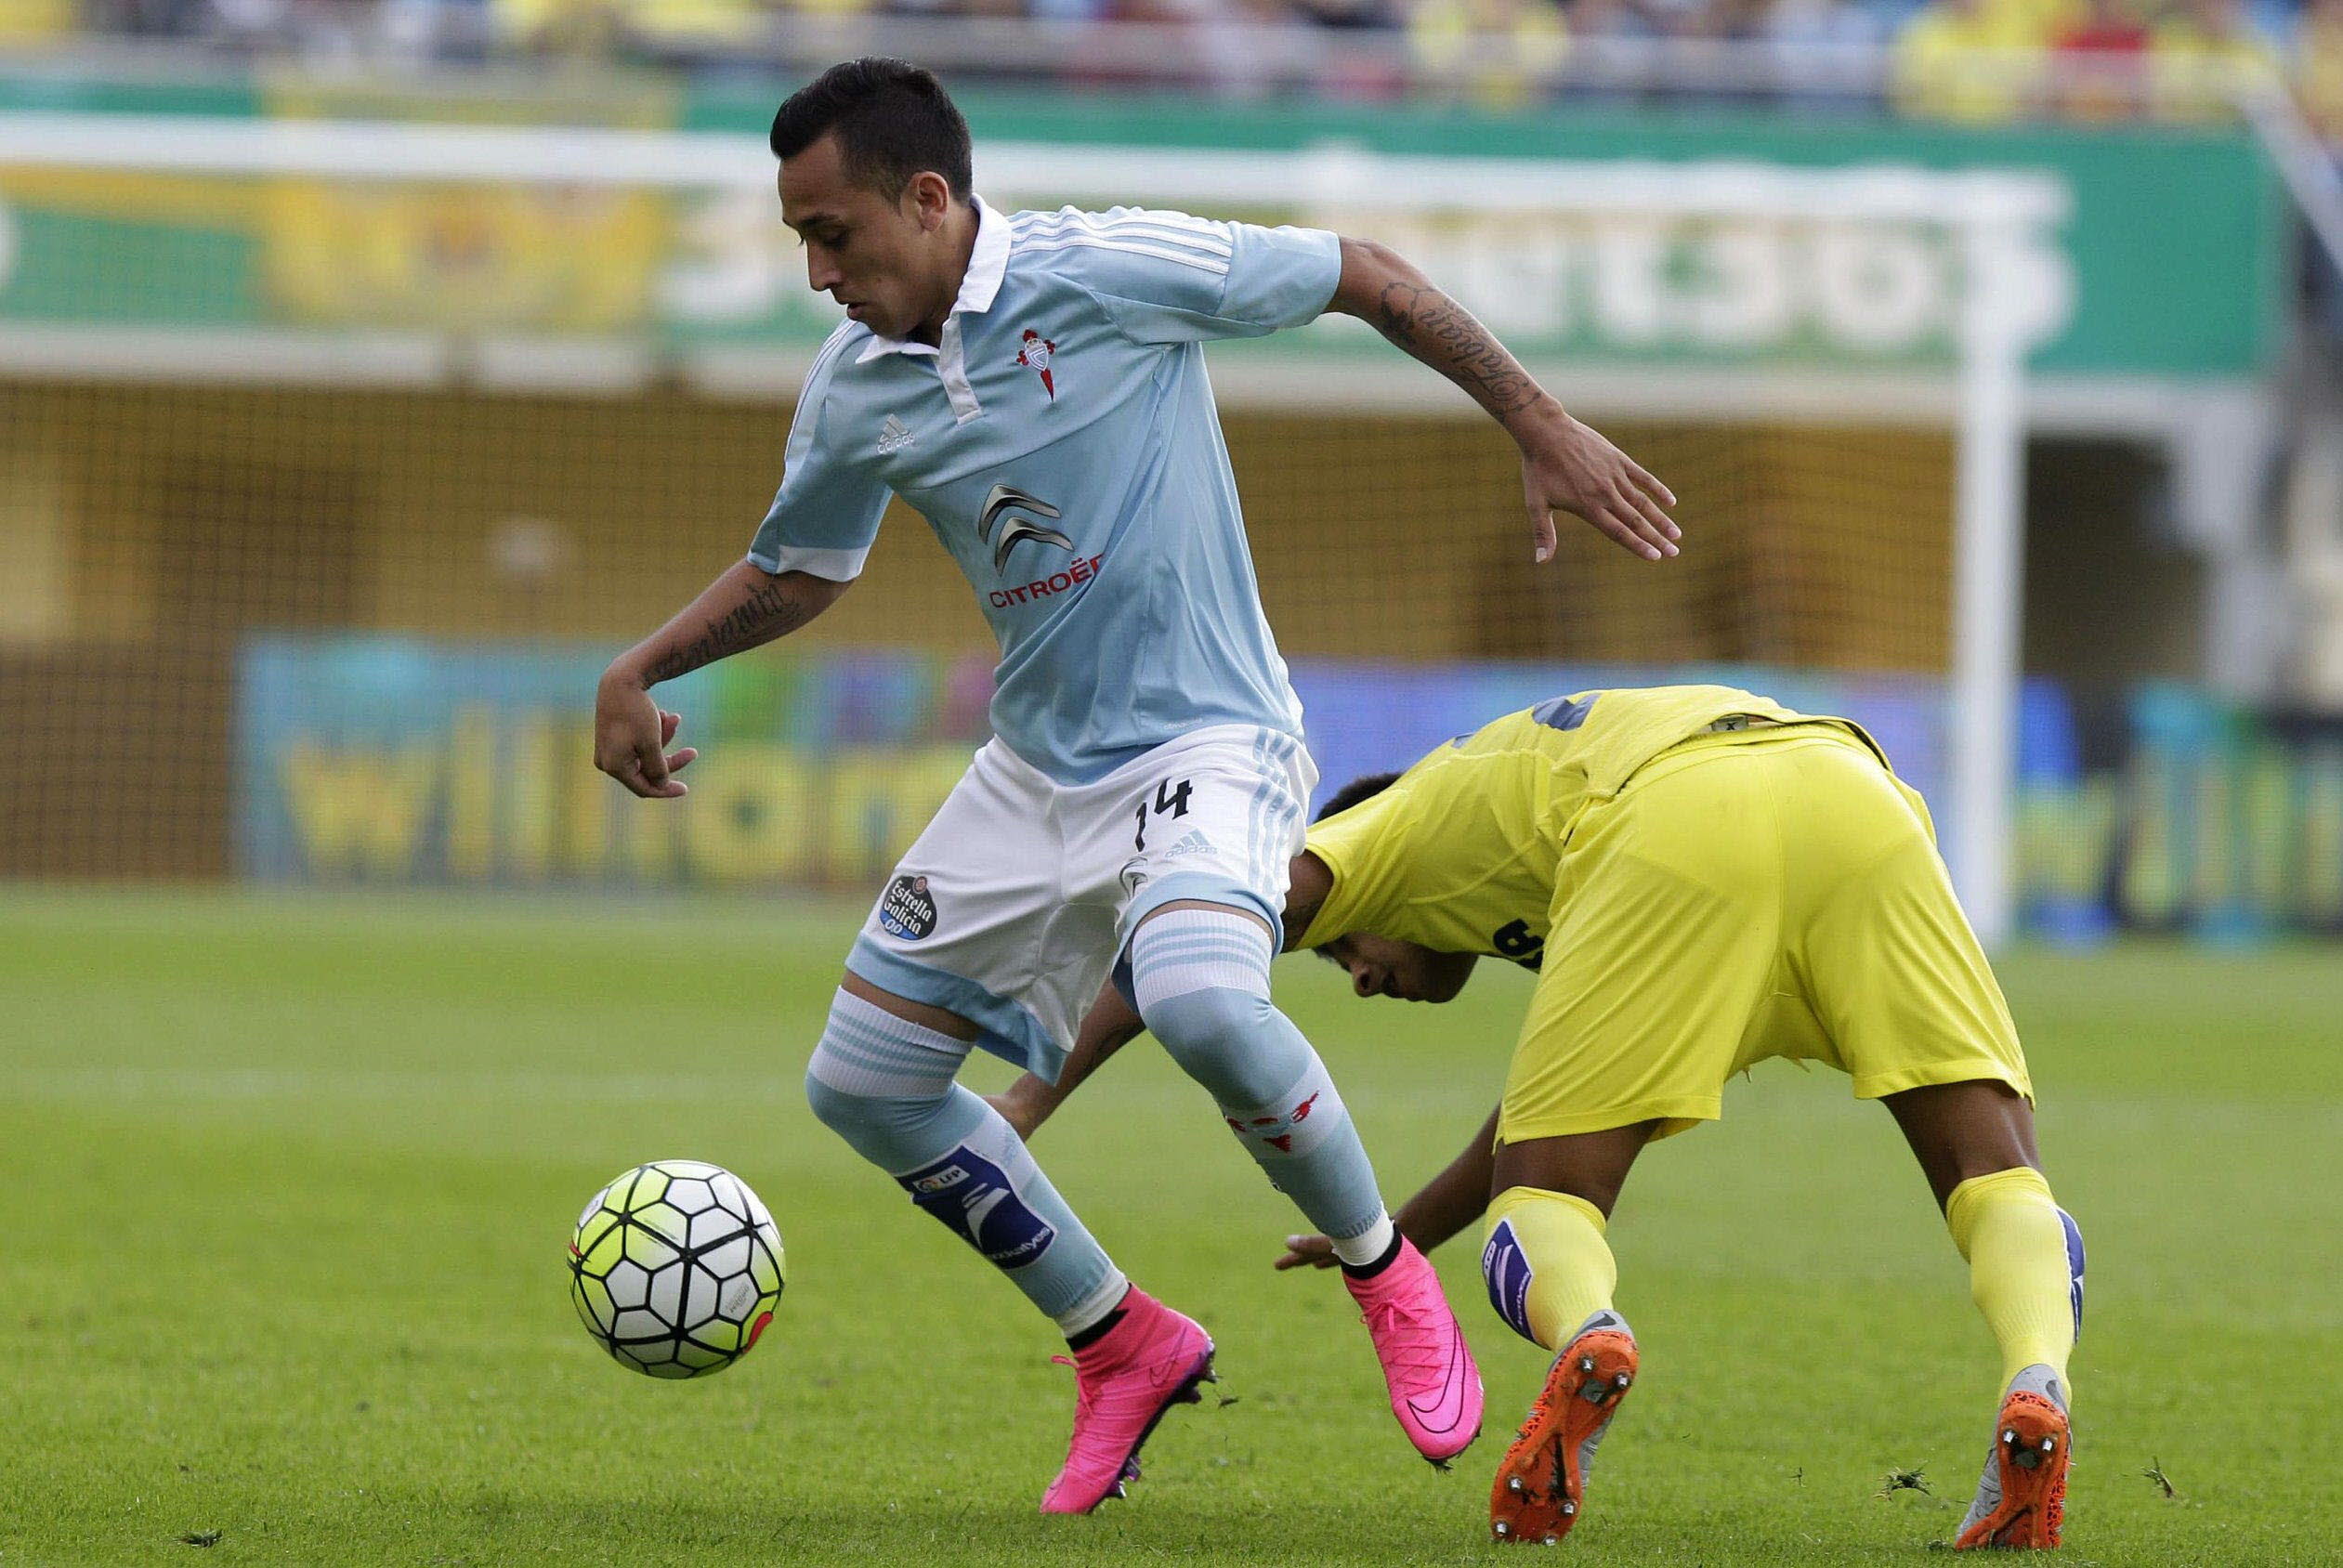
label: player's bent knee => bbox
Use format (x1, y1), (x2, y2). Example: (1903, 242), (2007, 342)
(802, 1065), (891, 1141)
(803, 987), (975, 1156)
(1141, 982), (1264, 1049)
(801, 1064), (863, 1131)
(803, 1062), (957, 1153)
(1141, 985), (1295, 1106)
(802, 1066), (904, 1167)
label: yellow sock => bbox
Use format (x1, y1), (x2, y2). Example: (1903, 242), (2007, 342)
(1944, 1167), (2077, 1394)
(1483, 1185), (1617, 1352)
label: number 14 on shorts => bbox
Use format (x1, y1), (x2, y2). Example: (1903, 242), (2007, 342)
(1133, 777), (1194, 852)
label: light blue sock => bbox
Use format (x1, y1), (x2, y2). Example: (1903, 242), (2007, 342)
(804, 990), (1127, 1335)
(1131, 909), (1392, 1251)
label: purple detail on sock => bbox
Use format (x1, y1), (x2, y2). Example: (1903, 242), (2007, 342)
(2059, 1208), (2086, 1341)
(1481, 1219), (1538, 1345)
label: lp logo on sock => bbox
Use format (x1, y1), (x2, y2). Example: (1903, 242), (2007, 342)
(900, 1149), (1055, 1269)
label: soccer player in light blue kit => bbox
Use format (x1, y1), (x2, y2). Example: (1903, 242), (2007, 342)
(592, 59), (1682, 1514)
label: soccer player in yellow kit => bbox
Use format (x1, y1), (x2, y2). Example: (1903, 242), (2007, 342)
(995, 685), (2083, 1550)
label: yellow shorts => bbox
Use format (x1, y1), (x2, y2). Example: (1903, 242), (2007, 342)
(1498, 725), (2032, 1145)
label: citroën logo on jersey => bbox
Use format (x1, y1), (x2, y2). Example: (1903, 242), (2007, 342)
(977, 484), (1074, 574)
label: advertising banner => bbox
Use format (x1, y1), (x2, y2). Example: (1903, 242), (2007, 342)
(2017, 684), (2343, 939)
(234, 635), (994, 891)
(0, 78), (2282, 378)
(235, 634), (1980, 890)
(237, 634), (2343, 937)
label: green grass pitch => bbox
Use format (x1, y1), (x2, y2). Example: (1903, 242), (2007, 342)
(1, 890), (2337, 1566)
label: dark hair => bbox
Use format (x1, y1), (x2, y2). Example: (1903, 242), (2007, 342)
(768, 59), (973, 203)
(1315, 771), (1402, 824)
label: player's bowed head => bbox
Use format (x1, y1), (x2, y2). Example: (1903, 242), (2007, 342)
(1285, 771), (1482, 1006)
(1314, 930), (1480, 1005)
(770, 58), (977, 348)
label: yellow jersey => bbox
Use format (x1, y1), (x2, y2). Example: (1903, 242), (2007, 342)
(1299, 686), (1875, 967)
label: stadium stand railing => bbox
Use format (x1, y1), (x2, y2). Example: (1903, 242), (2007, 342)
(0, 10), (2336, 131)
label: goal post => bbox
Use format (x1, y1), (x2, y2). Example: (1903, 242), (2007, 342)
(0, 110), (2057, 941)
(1949, 192), (2045, 950)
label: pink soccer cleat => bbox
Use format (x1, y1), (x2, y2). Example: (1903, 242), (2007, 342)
(1039, 1287), (1217, 1515)
(1344, 1238), (1485, 1465)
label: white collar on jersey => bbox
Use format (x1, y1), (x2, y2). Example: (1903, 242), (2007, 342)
(855, 194), (1009, 364)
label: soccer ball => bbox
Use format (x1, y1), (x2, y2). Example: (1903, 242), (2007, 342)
(568, 1160), (785, 1379)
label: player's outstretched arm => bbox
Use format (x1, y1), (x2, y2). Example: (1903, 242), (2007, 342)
(1324, 237), (1680, 564)
(595, 561), (850, 800)
(1277, 1103), (1502, 1269)
(986, 982), (1148, 1141)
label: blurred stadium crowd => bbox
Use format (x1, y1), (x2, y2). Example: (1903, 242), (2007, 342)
(4, 0), (2338, 133)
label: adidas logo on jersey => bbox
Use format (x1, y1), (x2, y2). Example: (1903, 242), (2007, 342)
(1163, 830), (1211, 858)
(877, 415), (914, 454)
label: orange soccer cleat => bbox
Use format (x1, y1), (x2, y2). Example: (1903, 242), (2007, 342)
(1954, 1371), (2072, 1550)
(1488, 1310), (1636, 1545)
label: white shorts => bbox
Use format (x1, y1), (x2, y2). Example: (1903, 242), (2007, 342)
(844, 725), (1316, 1083)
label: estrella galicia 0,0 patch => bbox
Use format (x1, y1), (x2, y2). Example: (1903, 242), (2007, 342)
(879, 875), (938, 941)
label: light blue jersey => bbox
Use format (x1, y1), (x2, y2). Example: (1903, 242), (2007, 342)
(747, 197), (1339, 783)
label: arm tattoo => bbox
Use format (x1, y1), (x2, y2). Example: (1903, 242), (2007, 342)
(643, 577), (816, 686)
(1370, 281), (1540, 416)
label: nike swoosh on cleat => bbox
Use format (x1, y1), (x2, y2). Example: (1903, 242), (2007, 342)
(1407, 1337), (1473, 1433)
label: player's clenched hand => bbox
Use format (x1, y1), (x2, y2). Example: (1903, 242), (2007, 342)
(1275, 1233), (1340, 1271)
(594, 673), (698, 800)
(1516, 406), (1680, 564)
